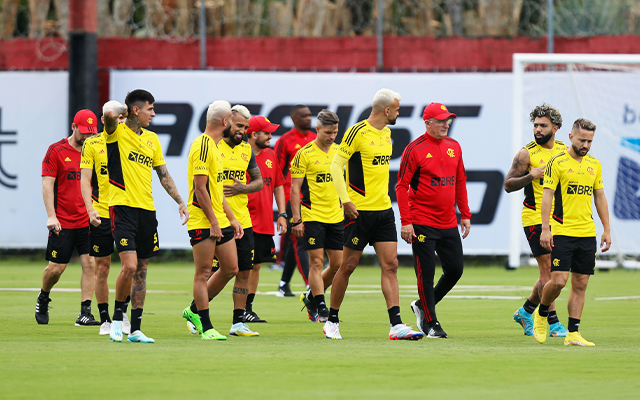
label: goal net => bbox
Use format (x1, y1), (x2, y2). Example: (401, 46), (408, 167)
(509, 53), (640, 269)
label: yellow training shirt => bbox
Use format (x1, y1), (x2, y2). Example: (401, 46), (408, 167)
(543, 152), (604, 237)
(336, 120), (392, 211)
(187, 133), (230, 230)
(105, 123), (165, 211)
(218, 139), (253, 229)
(80, 131), (110, 219)
(521, 140), (566, 227)
(290, 142), (343, 224)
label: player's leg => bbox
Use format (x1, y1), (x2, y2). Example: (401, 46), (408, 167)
(244, 233), (275, 323)
(300, 221), (324, 321)
(515, 225), (553, 335)
(321, 222), (344, 291)
(76, 252), (100, 326)
(410, 225), (438, 336)
(433, 227), (464, 305)
(207, 231), (239, 299)
(564, 237), (596, 346)
(37, 228), (74, 324)
(230, 230), (258, 337)
(564, 273), (594, 346)
(91, 218), (115, 330)
(189, 235), (216, 335)
(126, 209), (161, 342)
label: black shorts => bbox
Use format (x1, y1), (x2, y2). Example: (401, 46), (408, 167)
(253, 232), (276, 264)
(523, 224), (550, 257)
(45, 226), (90, 264)
(90, 218), (114, 257)
(188, 226), (235, 247)
(343, 208), (397, 251)
(236, 227), (255, 271)
(110, 206), (159, 259)
(304, 221), (344, 251)
(551, 235), (597, 275)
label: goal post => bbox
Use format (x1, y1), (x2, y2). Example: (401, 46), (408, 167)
(509, 53), (640, 269)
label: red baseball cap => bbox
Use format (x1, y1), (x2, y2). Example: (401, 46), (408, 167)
(73, 109), (98, 134)
(422, 103), (457, 121)
(248, 116), (280, 134)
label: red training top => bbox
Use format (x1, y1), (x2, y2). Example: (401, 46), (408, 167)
(248, 148), (286, 235)
(396, 133), (471, 229)
(41, 138), (88, 229)
(274, 127), (316, 202)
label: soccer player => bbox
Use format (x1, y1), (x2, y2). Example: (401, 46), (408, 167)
(80, 102), (132, 335)
(274, 105), (315, 296)
(326, 88), (423, 341)
(396, 103), (471, 339)
(504, 103), (568, 338)
(36, 109), (101, 327)
(245, 116), (288, 322)
(219, 104), (264, 335)
(181, 100), (245, 340)
(290, 110), (343, 323)
(533, 118), (611, 347)
(103, 91), (189, 343)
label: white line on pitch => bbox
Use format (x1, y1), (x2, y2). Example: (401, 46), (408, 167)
(594, 296), (640, 301)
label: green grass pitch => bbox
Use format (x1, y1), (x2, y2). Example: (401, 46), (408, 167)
(1, 259), (639, 399)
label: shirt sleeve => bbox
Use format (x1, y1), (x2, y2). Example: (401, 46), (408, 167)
(543, 155), (560, 191)
(395, 145), (417, 225)
(247, 149), (258, 171)
(594, 160), (604, 190)
(289, 149), (306, 179)
(455, 146), (471, 220)
(80, 140), (94, 170)
(274, 135), (288, 177)
(42, 144), (58, 178)
(152, 135), (166, 168)
(191, 142), (210, 176)
(273, 156), (286, 187)
(336, 125), (359, 159)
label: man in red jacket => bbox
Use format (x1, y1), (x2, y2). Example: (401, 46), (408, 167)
(273, 105), (315, 296)
(396, 102), (471, 339)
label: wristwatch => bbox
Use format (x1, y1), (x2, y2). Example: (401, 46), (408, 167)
(277, 212), (288, 219)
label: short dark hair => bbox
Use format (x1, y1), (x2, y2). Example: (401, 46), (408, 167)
(572, 118), (596, 133)
(529, 103), (562, 128)
(125, 89), (155, 114)
(290, 104), (308, 118)
(317, 109), (339, 126)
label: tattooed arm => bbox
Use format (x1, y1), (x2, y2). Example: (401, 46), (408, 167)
(504, 148), (542, 193)
(223, 166), (263, 196)
(154, 164), (189, 224)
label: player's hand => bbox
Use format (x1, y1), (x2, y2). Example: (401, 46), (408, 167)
(343, 202), (359, 220)
(460, 219), (471, 239)
(540, 228), (553, 251)
(178, 203), (189, 225)
(209, 223), (223, 242)
(47, 216), (61, 235)
(230, 219), (244, 239)
(223, 177), (245, 197)
(87, 208), (101, 227)
(600, 231), (612, 252)
(277, 216), (287, 235)
(530, 165), (545, 180)
(103, 100), (128, 119)
(292, 221), (305, 238)
(400, 224), (416, 244)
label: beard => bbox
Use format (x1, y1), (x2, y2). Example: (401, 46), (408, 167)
(230, 133), (243, 145)
(387, 116), (397, 126)
(223, 125), (231, 138)
(572, 143), (589, 156)
(535, 132), (553, 145)
(256, 139), (270, 149)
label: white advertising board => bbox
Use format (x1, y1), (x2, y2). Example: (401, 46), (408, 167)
(0, 72), (69, 248)
(109, 71), (513, 254)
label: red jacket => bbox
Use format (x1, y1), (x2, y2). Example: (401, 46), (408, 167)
(274, 127), (316, 202)
(396, 133), (471, 229)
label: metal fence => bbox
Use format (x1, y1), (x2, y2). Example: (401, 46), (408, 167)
(1, 0), (639, 39)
